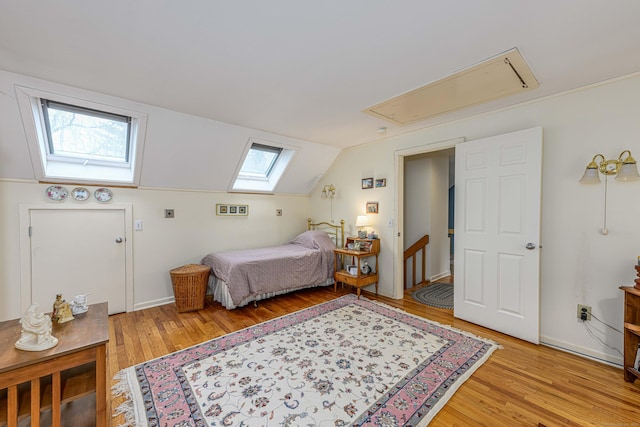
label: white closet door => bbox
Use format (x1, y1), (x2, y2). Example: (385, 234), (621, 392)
(29, 208), (127, 314)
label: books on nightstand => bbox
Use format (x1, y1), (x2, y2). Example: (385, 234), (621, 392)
(634, 343), (640, 371)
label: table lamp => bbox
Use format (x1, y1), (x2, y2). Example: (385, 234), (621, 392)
(355, 215), (368, 238)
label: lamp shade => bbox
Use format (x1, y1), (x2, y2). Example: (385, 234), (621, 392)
(355, 215), (368, 227)
(578, 166), (601, 184)
(615, 162), (640, 182)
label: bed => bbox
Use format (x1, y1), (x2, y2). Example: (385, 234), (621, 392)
(201, 218), (344, 309)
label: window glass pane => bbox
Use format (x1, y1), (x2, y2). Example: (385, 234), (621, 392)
(240, 144), (281, 177)
(43, 100), (130, 163)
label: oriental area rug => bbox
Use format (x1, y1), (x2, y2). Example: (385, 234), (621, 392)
(112, 294), (498, 426)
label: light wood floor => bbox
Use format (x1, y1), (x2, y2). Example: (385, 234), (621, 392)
(108, 286), (640, 426)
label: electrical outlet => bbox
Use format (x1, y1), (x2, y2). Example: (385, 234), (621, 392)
(164, 209), (175, 218)
(577, 304), (592, 321)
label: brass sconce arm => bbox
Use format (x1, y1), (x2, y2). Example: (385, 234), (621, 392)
(619, 149), (636, 165)
(583, 154), (604, 172)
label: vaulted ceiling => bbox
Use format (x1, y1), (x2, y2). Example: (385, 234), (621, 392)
(1, 1), (640, 149)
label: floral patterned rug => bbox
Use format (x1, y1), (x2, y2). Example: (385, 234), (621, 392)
(112, 294), (498, 426)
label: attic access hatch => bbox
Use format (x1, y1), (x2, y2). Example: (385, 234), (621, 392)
(363, 48), (539, 125)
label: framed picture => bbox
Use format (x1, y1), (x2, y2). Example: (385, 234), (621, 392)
(217, 204), (249, 216)
(362, 177), (374, 189)
(375, 178), (386, 188)
(366, 201), (379, 214)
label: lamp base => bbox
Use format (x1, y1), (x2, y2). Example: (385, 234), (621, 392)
(358, 230), (367, 239)
(635, 265), (640, 290)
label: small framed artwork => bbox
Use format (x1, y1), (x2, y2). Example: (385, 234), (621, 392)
(375, 178), (386, 188)
(362, 177), (374, 189)
(217, 204), (249, 216)
(366, 201), (379, 214)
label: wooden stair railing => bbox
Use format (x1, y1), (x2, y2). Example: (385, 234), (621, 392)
(404, 234), (429, 289)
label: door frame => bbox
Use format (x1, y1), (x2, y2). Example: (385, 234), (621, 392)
(393, 137), (464, 299)
(19, 203), (134, 312)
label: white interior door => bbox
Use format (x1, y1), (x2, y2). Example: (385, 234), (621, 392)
(454, 127), (542, 344)
(29, 208), (127, 314)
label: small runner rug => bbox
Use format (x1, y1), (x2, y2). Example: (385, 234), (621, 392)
(112, 294), (498, 426)
(412, 282), (454, 309)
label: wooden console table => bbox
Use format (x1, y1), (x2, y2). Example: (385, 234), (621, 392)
(0, 302), (109, 427)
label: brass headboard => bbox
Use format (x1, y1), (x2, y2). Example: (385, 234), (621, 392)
(307, 218), (345, 248)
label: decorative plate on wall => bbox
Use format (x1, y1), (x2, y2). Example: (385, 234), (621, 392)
(46, 185), (68, 201)
(94, 187), (113, 202)
(71, 187), (90, 201)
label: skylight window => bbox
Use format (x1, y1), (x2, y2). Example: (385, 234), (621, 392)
(239, 143), (282, 179)
(41, 100), (131, 165)
(230, 139), (298, 193)
(16, 86), (147, 186)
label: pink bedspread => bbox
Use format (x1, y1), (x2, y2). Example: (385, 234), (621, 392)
(201, 231), (335, 306)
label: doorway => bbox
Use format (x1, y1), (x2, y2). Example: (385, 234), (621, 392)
(393, 137), (462, 299)
(395, 128), (542, 344)
(403, 148), (455, 289)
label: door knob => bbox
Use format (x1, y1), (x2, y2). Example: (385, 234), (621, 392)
(525, 242), (536, 250)
(115, 237), (123, 243)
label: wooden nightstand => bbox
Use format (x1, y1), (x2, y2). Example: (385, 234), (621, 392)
(620, 286), (640, 383)
(334, 237), (380, 298)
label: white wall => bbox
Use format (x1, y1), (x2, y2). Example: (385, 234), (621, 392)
(0, 180), (311, 320)
(309, 148), (396, 294)
(310, 73), (640, 365)
(0, 69), (340, 194)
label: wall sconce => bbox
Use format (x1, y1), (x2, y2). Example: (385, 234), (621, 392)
(320, 184), (336, 222)
(579, 150), (640, 184)
(355, 215), (369, 238)
(579, 150), (640, 235)
(320, 184), (336, 198)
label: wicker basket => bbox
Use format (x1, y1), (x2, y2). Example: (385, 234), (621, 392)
(169, 264), (211, 312)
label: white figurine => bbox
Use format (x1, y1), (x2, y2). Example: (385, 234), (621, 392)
(15, 304), (58, 351)
(70, 294), (90, 315)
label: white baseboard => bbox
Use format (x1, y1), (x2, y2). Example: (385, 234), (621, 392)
(132, 290), (215, 312)
(430, 270), (452, 282)
(133, 296), (174, 311)
(540, 335), (623, 367)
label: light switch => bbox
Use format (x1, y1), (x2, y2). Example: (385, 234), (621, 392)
(134, 220), (143, 231)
